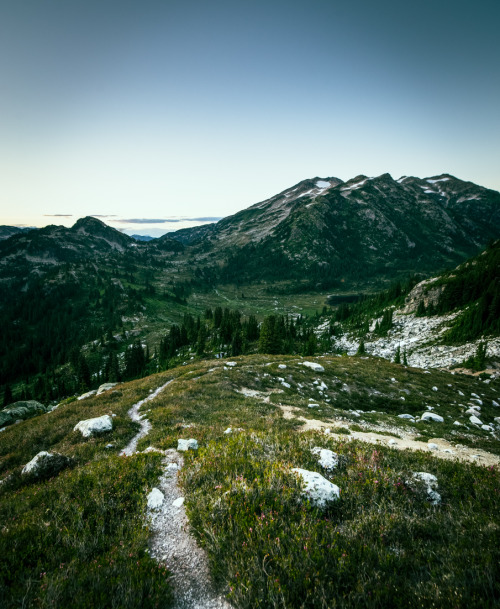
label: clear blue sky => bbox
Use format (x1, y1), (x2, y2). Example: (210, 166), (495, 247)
(1, 0), (499, 236)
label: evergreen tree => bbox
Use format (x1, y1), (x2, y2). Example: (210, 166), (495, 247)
(356, 339), (366, 355)
(403, 349), (408, 366)
(231, 329), (243, 357)
(393, 345), (401, 364)
(196, 324), (207, 356)
(3, 385), (13, 407)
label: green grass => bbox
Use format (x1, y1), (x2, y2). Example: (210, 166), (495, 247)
(0, 375), (174, 609)
(182, 430), (500, 608)
(1, 354), (499, 608)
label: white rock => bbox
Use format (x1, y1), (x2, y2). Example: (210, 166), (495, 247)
(302, 361), (325, 372)
(413, 472), (441, 505)
(177, 438), (198, 451)
(481, 425), (492, 431)
(469, 415), (482, 426)
(291, 468), (340, 508)
(470, 398), (483, 406)
(388, 439), (397, 445)
(226, 362), (237, 367)
(428, 443), (439, 450)
(458, 390), (464, 396)
(147, 488), (164, 510)
(21, 451), (65, 476)
(421, 412), (444, 423)
(278, 364), (287, 369)
(311, 447), (339, 471)
(453, 421), (462, 426)
(432, 386), (438, 392)
(492, 400), (499, 407)
(224, 427), (232, 434)
(172, 497), (185, 508)
(281, 382), (291, 389)
(398, 414), (415, 420)
(77, 390), (97, 401)
(494, 417), (500, 425)
(465, 408), (480, 415)
(308, 403), (320, 408)
(74, 414), (113, 437)
(471, 393), (480, 399)
(166, 462), (179, 471)
(96, 383), (118, 395)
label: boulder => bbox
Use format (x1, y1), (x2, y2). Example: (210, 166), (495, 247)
(278, 364), (287, 369)
(74, 414), (113, 437)
(147, 488), (164, 510)
(0, 401), (48, 427)
(421, 412), (444, 423)
(469, 415), (483, 426)
(96, 383), (118, 395)
(226, 362), (237, 367)
(302, 361), (325, 372)
(311, 447), (339, 471)
(398, 414), (415, 420)
(413, 472), (441, 505)
(291, 468), (340, 508)
(22, 451), (72, 479)
(172, 497), (185, 508)
(177, 438), (198, 451)
(77, 390), (97, 401)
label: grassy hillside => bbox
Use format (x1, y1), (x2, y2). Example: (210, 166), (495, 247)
(1, 354), (499, 608)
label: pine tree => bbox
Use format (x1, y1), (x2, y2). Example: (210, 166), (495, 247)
(394, 345), (401, 364)
(3, 385), (13, 407)
(356, 339), (366, 355)
(403, 349), (408, 366)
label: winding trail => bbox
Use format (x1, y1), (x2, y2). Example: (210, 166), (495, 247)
(149, 450), (232, 609)
(120, 380), (173, 456)
(120, 379), (232, 608)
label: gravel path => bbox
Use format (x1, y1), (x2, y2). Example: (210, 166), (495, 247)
(120, 379), (231, 608)
(120, 380), (173, 456)
(148, 449), (231, 609)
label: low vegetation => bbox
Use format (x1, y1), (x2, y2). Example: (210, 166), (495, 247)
(1, 353), (499, 608)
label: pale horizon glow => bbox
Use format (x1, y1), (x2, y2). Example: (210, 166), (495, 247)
(1, 0), (499, 237)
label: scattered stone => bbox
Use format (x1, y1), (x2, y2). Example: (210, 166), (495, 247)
(481, 425), (493, 431)
(471, 393), (480, 399)
(281, 381), (291, 389)
(105, 443), (114, 448)
(413, 472), (441, 505)
(453, 421), (462, 426)
(311, 447), (339, 471)
(458, 390), (464, 396)
(308, 403), (320, 408)
(0, 400), (48, 427)
(291, 468), (340, 508)
(21, 451), (72, 479)
(172, 497), (185, 508)
(147, 488), (164, 510)
(388, 439), (397, 446)
(493, 400), (499, 407)
(302, 361), (325, 372)
(223, 428), (232, 435)
(432, 386), (438, 392)
(421, 412), (444, 423)
(398, 414), (415, 420)
(278, 364), (287, 369)
(167, 462), (179, 471)
(74, 414), (113, 437)
(465, 408), (480, 415)
(177, 439), (198, 451)
(96, 382), (118, 395)
(226, 362), (237, 367)
(469, 415), (483, 426)
(77, 390), (97, 401)
(428, 443), (439, 450)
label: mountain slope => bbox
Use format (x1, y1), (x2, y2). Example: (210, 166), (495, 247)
(171, 173), (500, 288)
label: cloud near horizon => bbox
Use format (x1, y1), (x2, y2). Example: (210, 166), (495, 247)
(117, 217), (222, 224)
(44, 214), (73, 217)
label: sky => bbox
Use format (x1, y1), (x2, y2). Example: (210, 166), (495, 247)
(1, 0), (499, 237)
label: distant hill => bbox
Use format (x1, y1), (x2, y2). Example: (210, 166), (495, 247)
(170, 173), (500, 289)
(131, 234), (156, 241)
(0, 226), (34, 240)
